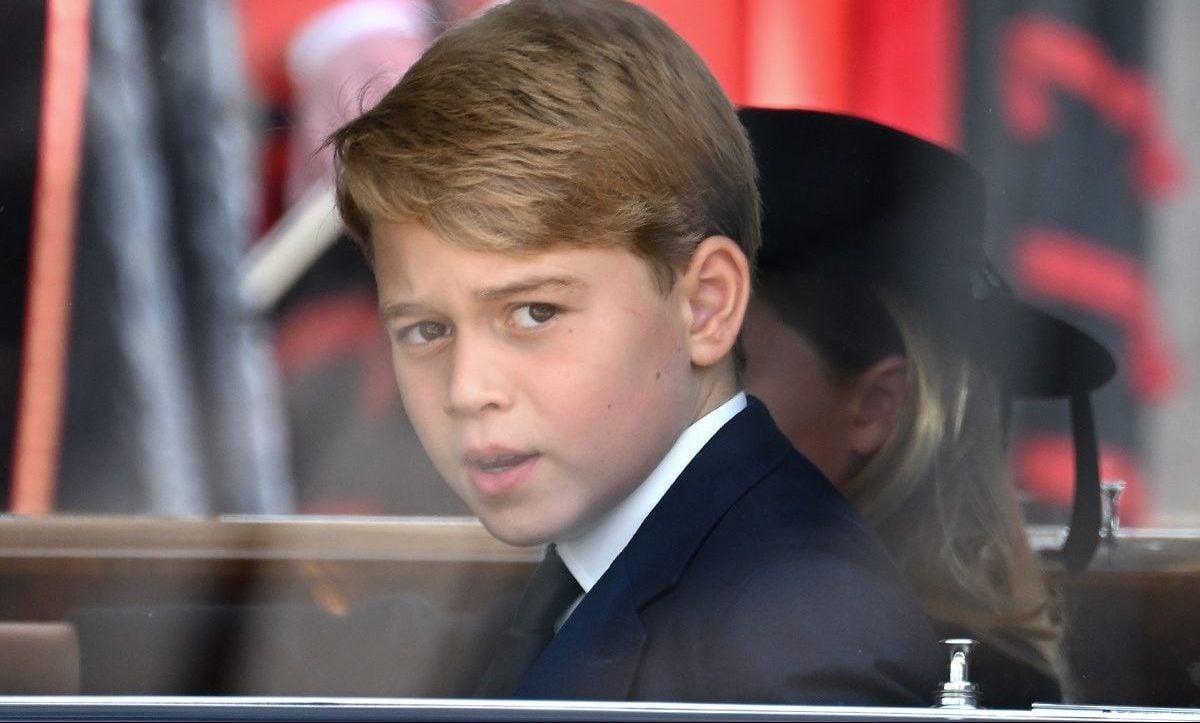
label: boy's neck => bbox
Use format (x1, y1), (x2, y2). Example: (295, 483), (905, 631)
(556, 391), (748, 592)
(689, 359), (741, 425)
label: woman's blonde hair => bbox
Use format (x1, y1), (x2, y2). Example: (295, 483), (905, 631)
(760, 275), (1067, 694)
(849, 289), (1069, 694)
(327, 0), (759, 291)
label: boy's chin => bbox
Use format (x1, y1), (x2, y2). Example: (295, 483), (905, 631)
(482, 524), (552, 549)
(475, 513), (564, 549)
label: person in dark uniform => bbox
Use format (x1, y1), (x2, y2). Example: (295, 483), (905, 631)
(740, 107), (1117, 709)
(328, 0), (943, 704)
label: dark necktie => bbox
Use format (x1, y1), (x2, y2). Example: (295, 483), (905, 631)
(474, 544), (582, 697)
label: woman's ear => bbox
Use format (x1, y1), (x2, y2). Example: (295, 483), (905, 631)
(679, 235), (751, 368)
(848, 355), (908, 458)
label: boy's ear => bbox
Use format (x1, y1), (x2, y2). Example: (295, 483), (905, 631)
(679, 235), (751, 368)
(848, 355), (908, 458)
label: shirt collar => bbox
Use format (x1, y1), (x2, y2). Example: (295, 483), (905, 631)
(556, 392), (747, 592)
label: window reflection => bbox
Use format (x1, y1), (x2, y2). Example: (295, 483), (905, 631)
(1, 0), (1200, 712)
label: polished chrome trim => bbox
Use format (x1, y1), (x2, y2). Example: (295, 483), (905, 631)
(0, 697), (1197, 722)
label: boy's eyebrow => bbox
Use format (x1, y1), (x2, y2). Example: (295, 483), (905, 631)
(379, 301), (426, 321)
(473, 275), (583, 301)
(378, 275), (584, 320)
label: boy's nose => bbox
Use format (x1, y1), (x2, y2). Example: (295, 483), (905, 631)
(443, 335), (511, 416)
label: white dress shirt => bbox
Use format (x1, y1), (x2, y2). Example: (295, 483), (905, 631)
(554, 392), (747, 624)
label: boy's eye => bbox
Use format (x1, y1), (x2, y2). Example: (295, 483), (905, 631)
(511, 303), (558, 329)
(399, 321), (450, 345)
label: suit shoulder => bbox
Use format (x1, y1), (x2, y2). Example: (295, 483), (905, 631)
(639, 538), (944, 705)
(709, 449), (891, 566)
(640, 452), (945, 704)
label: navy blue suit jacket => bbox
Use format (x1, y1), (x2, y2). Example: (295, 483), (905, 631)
(515, 397), (944, 705)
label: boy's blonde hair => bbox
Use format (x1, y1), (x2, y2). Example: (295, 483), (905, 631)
(328, 0), (759, 289)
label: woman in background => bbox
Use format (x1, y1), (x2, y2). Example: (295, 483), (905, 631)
(739, 108), (1115, 708)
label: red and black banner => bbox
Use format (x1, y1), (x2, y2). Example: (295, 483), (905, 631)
(962, 1), (1183, 524)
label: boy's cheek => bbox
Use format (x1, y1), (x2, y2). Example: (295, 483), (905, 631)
(390, 357), (432, 397)
(390, 373), (445, 440)
(396, 384), (440, 428)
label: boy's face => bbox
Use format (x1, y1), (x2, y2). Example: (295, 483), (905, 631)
(374, 221), (703, 546)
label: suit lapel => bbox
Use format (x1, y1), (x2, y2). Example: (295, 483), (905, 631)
(516, 557), (646, 699)
(620, 398), (792, 601)
(516, 398), (792, 699)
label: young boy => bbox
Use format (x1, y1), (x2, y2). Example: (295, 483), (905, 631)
(329, 0), (943, 705)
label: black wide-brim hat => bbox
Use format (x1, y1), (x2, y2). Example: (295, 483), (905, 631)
(740, 107), (1115, 572)
(740, 107), (1115, 398)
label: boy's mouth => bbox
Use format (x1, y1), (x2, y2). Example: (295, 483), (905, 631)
(464, 448), (541, 496)
(471, 452), (537, 472)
